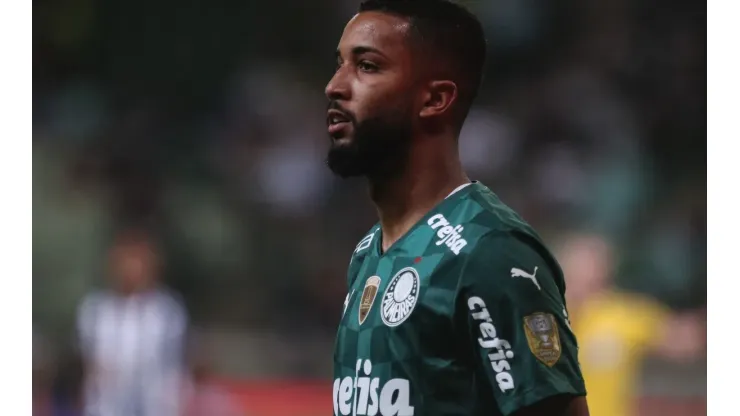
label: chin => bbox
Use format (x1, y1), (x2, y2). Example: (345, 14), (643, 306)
(326, 147), (366, 178)
(326, 162), (367, 179)
(331, 135), (354, 147)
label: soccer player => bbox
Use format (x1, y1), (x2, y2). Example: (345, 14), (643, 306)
(77, 229), (188, 416)
(325, 1), (589, 415)
(558, 233), (704, 416)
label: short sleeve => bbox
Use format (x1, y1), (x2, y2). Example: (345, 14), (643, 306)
(455, 232), (586, 415)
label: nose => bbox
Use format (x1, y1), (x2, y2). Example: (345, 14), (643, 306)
(325, 69), (350, 101)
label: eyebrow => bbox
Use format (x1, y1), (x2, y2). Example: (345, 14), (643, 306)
(335, 45), (388, 60)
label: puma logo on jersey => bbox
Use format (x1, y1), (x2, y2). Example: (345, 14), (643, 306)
(427, 214), (467, 255)
(467, 296), (516, 392)
(333, 359), (414, 416)
(510, 267), (541, 290)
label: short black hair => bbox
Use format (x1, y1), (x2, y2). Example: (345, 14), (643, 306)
(359, 0), (487, 126)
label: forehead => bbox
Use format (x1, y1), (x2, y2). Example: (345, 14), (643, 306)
(338, 11), (413, 59)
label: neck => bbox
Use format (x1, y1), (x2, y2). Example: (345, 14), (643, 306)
(369, 140), (469, 253)
(116, 281), (155, 297)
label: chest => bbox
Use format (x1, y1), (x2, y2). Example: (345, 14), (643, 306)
(351, 253), (456, 321)
(573, 307), (639, 371)
(89, 299), (178, 369)
(336, 253), (461, 361)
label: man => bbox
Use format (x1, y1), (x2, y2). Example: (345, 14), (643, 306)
(76, 228), (188, 416)
(325, 1), (588, 415)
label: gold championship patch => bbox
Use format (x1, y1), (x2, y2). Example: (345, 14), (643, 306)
(523, 313), (562, 367)
(358, 276), (381, 325)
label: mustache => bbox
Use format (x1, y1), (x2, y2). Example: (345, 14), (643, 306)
(327, 101), (357, 124)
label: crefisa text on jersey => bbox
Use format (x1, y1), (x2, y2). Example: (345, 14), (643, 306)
(427, 214), (467, 255)
(333, 359), (414, 416)
(467, 296), (516, 392)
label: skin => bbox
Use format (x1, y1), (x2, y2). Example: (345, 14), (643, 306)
(108, 231), (159, 295)
(326, 11), (590, 416)
(326, 11), (468, 253)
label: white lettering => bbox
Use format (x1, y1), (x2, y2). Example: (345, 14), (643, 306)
(436, 225), (454, 243)
(495, 372), (515, 392)
(471, 307), (490, 322)
(427, 214), (448, 229)
(479, 322), (497, 339)
(333, 360), (415, 415)
(427, 214), (467, 255)
(450, 239), (468, 254)
(478, 337), (502, 349)
(368, 378), (380, 415)
(338, 377), (353, 415)
(356, 360), (373, 415)
(333, 378), (340, 416)
(491, 359), (511, 373)
(379, 379), (415, 416)
(467, 296), (516, 392)
(467, 296), (486, 311)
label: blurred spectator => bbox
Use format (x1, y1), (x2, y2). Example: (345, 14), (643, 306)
(76, 228), (189, 416)
(557, 232), (705, 416)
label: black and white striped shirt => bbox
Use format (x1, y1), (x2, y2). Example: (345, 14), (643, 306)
(77, 287), (188, 416)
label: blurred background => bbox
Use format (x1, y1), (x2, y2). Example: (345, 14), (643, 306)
(32, 0), (706, 415)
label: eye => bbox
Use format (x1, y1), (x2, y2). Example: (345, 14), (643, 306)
(357, 61), (379, 73)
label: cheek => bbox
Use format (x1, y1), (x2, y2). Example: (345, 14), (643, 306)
(352, 77), (411, 118)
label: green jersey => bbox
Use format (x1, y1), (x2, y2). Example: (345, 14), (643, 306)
(333, 182), (586, 416)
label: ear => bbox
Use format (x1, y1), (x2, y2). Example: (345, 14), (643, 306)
(419, 80), (458, 119)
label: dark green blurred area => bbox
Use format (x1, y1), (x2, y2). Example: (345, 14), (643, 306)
(33, 0), (705, 378)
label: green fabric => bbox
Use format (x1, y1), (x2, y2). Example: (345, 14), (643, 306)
(333, 183), (585, 416)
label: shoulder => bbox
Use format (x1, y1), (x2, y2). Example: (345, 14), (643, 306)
(427, 184), (559, 282)
(462, 183), (539, 237)
(76, 290), (112, 336)
(458, 228), (565, 299)
(467, 230), (557, 269)
(433, 183), (541, 256)
(148, 288), (189, 336)
(442, 184), (553, 264)
(77, 290), (109, 316)
(455, 184), (556, 267)
(152, 287), (188, 317)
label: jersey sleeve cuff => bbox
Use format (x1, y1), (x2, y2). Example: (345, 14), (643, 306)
(498, 383), (587, 416)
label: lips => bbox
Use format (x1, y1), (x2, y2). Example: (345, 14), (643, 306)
(327, 109), (351, 136)
(327, 109), (350, 126)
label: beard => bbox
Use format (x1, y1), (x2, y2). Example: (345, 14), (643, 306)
(326, 103), (413, 180)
